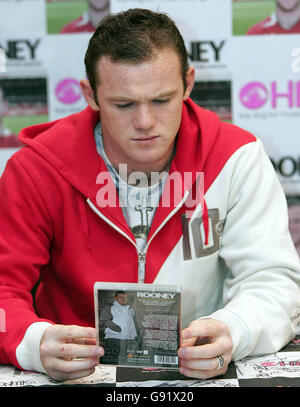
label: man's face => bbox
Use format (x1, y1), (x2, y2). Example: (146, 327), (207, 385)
(115, 293), (127, 305)
(88, 0), (109, 11)
(276, 0), (300, 11)
(83, 48), (194, 173)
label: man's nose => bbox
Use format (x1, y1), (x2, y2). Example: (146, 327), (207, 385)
(133, 105), (155, 131)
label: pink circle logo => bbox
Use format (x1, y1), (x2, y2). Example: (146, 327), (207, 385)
(239, 82), (268, 109)
(55, 78), (81, 104)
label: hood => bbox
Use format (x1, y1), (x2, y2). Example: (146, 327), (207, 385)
(19, 107), (100, 198)
(19, 98), (221, 244)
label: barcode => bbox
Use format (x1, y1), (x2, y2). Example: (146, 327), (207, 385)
(154, 355), (178, 365)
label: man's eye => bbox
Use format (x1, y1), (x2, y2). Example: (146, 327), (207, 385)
(116, 103), (134, 109)
(153, 99), (170, 104)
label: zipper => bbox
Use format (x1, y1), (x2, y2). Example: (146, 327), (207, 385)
(138, 252), (146, 283)
(87, 191), (189, 284)
(142, 190), (189, 254)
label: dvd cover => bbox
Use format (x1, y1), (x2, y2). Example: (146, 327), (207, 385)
(94, 282), (181, 369)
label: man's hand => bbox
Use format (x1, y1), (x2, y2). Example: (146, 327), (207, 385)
(40, 325), (104, 380)
(178, 319), (233, 379)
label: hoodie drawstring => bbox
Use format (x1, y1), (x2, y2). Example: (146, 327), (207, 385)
(201, 198), (209, 246)
(196, 172), (209, 245)
(185, 182), (209, 246)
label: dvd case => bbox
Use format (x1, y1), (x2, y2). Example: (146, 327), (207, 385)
(94, 282), (181, 369)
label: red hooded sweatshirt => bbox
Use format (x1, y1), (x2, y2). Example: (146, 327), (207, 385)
(0, 98), (255, 369)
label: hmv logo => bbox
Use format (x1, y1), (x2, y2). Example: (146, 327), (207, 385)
(240, 81), (300, 109)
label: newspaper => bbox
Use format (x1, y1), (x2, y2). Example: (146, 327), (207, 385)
(0, 364), (116, 387)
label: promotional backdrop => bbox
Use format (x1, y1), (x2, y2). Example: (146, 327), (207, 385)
(0, 0), (299, 254)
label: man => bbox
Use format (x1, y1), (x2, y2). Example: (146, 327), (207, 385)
(247, 0), (300, 35)
(0, 9), (300, 382)
(60, 0), (110, 34)
(100, 291), (138, 364)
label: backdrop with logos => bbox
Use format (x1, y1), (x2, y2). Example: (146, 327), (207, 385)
(0, 0), (299, 254)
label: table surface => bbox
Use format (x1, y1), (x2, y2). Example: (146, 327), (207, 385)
(1, 335), (300, 388)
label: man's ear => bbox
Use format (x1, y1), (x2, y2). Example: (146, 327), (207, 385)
(183, 66), (195, 101)
(80, 79), (99, 111)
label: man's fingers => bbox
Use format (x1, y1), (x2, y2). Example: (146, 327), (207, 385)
(180, 336), (198, 347)
(182, 319), (226, 340)
(56, 343), (104, 359)
(45, 325), (96, 341)
(179, 352), (230, 379)
(40, 342), (104, 362)
(80, 338), (97, 346)
(180, 354), (230, 371)
(178, 319), (233, 380)
(49, 357), (99, 374)
(181, 335), (210, 347)
(178, 341), (223, 359)
(68, 337), (97, 346)
(40, 324), (102, 381)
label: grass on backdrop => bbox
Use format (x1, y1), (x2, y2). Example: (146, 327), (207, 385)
(3, 115), (48, 135)
(47, 0), (87, 34)
(233, 1), (275, 35)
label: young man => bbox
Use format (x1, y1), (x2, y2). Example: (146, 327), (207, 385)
(60, 0), (110, 34)
(247, 0), (300, 35)
(100, 291), (138, 364)
(0, 9), (300, 381)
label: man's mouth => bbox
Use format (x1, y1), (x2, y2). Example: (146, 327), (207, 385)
(133, 136), (159, 144)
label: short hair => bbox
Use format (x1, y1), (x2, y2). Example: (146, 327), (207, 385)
(115, 290), (125, 297)
(84, 8), (189, 103)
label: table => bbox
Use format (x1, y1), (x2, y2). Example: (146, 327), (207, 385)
(0, 335), (300, 388)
